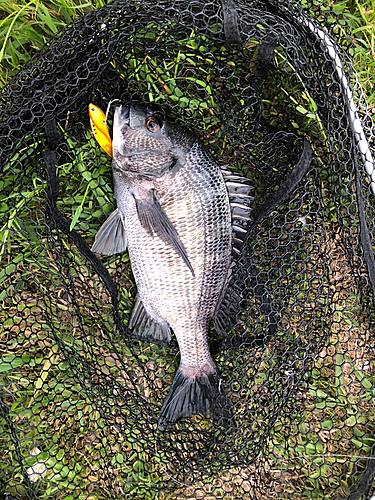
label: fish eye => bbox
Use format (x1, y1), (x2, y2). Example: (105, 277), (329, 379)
(145, 116), (161, 133)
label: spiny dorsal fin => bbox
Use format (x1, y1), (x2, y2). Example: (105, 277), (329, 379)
(221, 167), (254, 260)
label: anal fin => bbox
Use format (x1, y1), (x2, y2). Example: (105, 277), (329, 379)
(129, 294), (171, 343)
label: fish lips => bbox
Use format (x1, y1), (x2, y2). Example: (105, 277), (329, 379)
(113, 104), (130, 144)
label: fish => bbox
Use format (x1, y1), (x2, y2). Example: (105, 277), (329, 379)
(90, 103), (254, 429)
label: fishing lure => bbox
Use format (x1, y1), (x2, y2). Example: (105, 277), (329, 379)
(88, 103), (113, 157)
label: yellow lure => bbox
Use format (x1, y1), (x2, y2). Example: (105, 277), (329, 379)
(88, 103), (113, 157)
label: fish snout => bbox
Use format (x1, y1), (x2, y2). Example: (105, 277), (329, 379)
(119, 103), (131, 125)
(117, 103), (145, 129)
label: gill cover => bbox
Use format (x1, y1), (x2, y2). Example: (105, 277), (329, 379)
(88, 103), (113, 157)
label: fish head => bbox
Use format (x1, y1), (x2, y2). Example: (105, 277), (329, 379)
(112, 103), (193, 176)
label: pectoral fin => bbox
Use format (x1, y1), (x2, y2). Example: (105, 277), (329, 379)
(134, 190), (194, 276)
(91, 208), (127, 255)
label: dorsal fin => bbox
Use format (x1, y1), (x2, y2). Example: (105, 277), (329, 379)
(215, 139), (313, 338)
(221, 167), (254, 260)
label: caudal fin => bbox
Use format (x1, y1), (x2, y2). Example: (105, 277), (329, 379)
(158, 366), (233, 430)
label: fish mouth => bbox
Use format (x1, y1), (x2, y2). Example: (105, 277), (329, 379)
(114, 103), (148, 131)
(112, 104), (132, 155)
(118, 103), (131, 126)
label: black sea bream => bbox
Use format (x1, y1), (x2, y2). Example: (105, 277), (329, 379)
(92, 104), (253, 429)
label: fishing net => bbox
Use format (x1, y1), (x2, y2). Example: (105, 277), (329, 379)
(1, 0), (375, 498)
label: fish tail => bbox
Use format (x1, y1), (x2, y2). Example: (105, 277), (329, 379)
(158, 365), (233, 431)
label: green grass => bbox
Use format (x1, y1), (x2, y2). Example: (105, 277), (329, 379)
(345, 0), (375, 104)
(0, 0), (108, 84)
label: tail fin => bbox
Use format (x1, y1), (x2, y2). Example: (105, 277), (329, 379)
(158, 366), (233, 431)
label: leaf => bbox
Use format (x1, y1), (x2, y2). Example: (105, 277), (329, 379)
(305, 443), (316, 455)
(35, 358), (51, 389)
(345, 415), (357, 427)
(321, 420), (332, 429)
(355, 370), (373, 390)
(0, 262), (15, 283)
(0, 354), (29, 372)
(351, 438), (365, 448)
(36, 3), (60, 34)
(69, 183), (90, 231)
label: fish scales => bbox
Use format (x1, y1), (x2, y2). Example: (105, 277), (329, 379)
(117, 142), (231, 368)
(92, 103), (235, 428)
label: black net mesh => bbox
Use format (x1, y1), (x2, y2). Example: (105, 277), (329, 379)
(1, 0), (375, 498)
